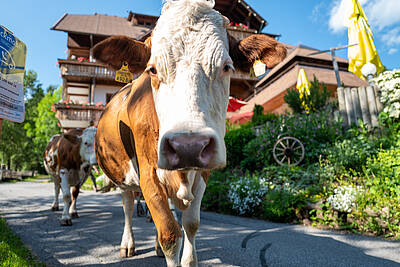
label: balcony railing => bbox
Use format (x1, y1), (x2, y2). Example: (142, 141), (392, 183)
(58, 60), (116, 80)
(54, 103), (105, 129)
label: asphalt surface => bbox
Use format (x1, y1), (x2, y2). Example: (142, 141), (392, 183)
(0, 180), (399, 267)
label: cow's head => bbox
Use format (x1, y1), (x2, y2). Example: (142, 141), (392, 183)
(93, 0), (286, 171)
(64, 127), (97, 166)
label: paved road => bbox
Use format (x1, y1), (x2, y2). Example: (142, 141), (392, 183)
(0, 180), (399, 267)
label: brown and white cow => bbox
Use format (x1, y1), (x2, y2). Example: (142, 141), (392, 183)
(93, 0), (286, 266)
(43, 127), (97, 226)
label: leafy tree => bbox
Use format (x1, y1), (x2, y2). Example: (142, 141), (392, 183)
(25, 86), (61, 170)
(284, 76), (331, 113)
(0, 70), (59, 171)
(0, 120), (26, 169)
(251, 104), (279, 126)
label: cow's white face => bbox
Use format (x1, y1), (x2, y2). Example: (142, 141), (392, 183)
(149, 0), (231, 170)
(79, 127), (97, 166)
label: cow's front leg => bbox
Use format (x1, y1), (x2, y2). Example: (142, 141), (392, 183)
(120, 190), (135, 258)
(51, 176), (60, 211)
(141, 169), (182, 267)
(59, 169), (72, 226)
(181, 173), (206, 267)
(69, 185), (80, 218)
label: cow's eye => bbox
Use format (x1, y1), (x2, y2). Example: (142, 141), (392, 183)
(84, 142), (89, 146)
(223, 63), (234, 73)
(146, 65), (158, 75)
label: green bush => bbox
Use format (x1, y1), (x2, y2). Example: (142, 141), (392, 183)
(242, 111), (342, 171)
(379, 112), (400, 149)
(284, 76), (331, 113)
(323, 125), (380, 174)
(352, 149), (400, 239)
(260, 165), (328, 223)
(263, 190), (307, 223)
(251, 104), (279, 126)
(202, 170), (233, 214)
(224, 124), (255, 169)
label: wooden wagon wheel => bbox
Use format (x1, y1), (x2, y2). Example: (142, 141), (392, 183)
(273, 136), (305, 166)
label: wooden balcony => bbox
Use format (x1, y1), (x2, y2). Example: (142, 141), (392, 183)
(58, 59), (116, 80)
(54, 103), (104, 129)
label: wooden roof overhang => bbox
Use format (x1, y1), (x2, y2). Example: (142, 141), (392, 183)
(215, 0), (268, 32)
(253, 48), (351, 100)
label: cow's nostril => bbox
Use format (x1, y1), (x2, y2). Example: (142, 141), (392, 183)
(164, 138), (179, 166)
(199, 137), (215, 166)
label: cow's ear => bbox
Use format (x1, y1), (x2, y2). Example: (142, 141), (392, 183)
(63, 133), (81, 145)
(229, 34), (287, 73)
(93, 35), (151, 75)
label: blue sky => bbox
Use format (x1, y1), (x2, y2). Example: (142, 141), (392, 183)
(2, 0), (399, 90)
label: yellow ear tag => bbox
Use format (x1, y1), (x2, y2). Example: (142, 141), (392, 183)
(115, 62), (133, 83)
(253, 60), (267, 77)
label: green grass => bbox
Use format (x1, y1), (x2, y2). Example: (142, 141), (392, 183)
(23, 175), (50, 183)
(0, 175), (50, 184)
(0, 217), (45, 267)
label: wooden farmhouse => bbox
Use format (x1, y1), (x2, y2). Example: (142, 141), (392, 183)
(228, 44), (369, 123)
(51, 0), (276, 130)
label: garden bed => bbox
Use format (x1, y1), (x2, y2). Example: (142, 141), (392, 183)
(202, 70), (400, 240)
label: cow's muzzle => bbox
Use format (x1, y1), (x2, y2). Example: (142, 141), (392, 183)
(158, 132), (217, 170)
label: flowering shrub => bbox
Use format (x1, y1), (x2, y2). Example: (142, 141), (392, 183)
(327, 185), (361, 213)
(228, 174), (268, 216)
(374, 69), (400, 119)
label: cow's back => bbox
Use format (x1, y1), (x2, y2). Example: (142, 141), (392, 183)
(57, 129), (83, 170)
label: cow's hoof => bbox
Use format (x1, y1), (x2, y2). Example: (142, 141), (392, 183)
(155, 245), (164, 257)
(70, 212), (79, 218)
(60, 219), (72, 226)
(120, 247), (135, 258)
(154, 241), (165, 258)
(51, 206), (59, 211)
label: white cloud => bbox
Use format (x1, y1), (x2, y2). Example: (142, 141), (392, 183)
(365, 0), (400, 30)
(328, 0), (400, 33)
(388, 48), (398, 55)
(382, 28), (400, 46)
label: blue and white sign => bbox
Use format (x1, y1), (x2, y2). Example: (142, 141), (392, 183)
(0, 25), (26, 123)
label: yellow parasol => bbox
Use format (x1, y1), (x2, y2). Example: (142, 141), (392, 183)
(347, 0), (384, 78)
(296, 68), (311, 112)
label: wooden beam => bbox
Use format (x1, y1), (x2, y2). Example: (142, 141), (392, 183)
(227, 0), (238, 18)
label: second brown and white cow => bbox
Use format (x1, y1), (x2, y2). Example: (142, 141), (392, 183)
(93, 0), (286, 266)
(44, 127), (97, 226)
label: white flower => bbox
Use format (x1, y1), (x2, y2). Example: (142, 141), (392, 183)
(228, 176), (268, 215)
(374, 69), (400, 119)
(327, 185), (362, 213)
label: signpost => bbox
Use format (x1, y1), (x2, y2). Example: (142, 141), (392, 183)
(0, 25), (27, 137)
